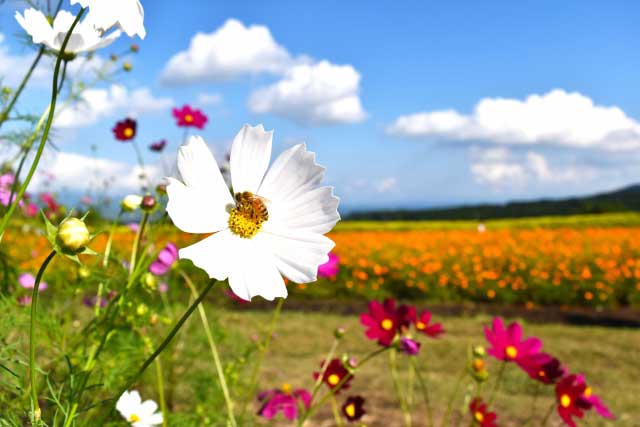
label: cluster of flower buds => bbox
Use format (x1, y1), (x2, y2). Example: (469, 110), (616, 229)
(469, 345), (489, 383)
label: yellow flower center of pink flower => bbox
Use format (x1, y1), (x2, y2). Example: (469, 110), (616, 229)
(560, 394), (571, 408)
(505, 345), (518, 359)
(381, 319), (393, 330)
(474, 411), (484, 422)
(228, 191), (268, 238)
(184, 114), (194, 123)
(129, 414), (141, 422)
(281, 383), (292, 394)
(584, 387), (592, 398)
(328, 374), (340, 386)
(123, 127), (134, 138)
(345, 403), (356, 418)
(538, 370), (546, 378)
(416, 321), (426, 330)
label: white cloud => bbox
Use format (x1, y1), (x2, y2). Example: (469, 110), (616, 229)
(55, 84), (173, 128)
(197, 92), (222, 106)
(0, 34), (48, 86)
(160, 19), (293, 84)
(376, 177), (397, 193)
(249, 61), (366, 125)
(31, 151), (161, 193)
(470, 148), (599, 187)
(388, 89), (640, 150)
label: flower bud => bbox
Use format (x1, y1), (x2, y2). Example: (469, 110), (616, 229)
(78, 265), (91, 279)
(141, 195), (157, 211)
(334, 327), (346, 339)
(123, 62), (133, 72)
(136, 303), (149, 316)
(110, 53), (118, 61)
(141, 272), (157, 291)
(121, 194), (142, 212)
(473, 345), (486, 357)
(57, 218), (90, 252)
(472, 358), (485, 372)
(131, 44), (139, 53)
(156, 183), (167, 195)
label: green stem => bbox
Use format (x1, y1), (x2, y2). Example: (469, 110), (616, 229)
(181, 271), (237, 427)
(130, 139), (148, 191)
(440, 368), (466, 427)
(152, 346), (168, 427)
(28, 250), (56, 425)
(99, 279), (217, 424)
(95, 210), (122, 316)
(487, 362), (507, 406)
(240, 298), (284, 419)
(0, 46), (45, 128)
(128, 212), (149, 276)
(411, 358), (434, 427)
(540, 400), (556, 426)
(330, 395), (344, 427)
(389, 349), (412, 427)
(0, 9), (86, 242)
(308, 338), (339, 407)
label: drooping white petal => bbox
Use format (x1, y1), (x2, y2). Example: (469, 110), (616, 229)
(256, 226), (335, 283)
(230, 124), (273, 194)
(258, 143), (339, 233)
(15, 9), (54, 45)
(179, 230), (239, 282)
(72, 0), (146, 39)
(228, 239), (286, 301)
(166, 136), (233, 234)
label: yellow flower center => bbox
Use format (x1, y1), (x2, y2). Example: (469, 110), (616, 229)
(538, 370), (546, 378)
(584, 386), (592, 398)
(416, 321), (426, 330)
(184, 114), (194, 123)
(129, 414), (141, 422)
(228, 192), (269, 238)
(281, 382), (292, 394)
(345, 403), (356, 418)
(474, 411), (484, 422)
(380, 319), (393, 330)
(328, 374), (340, 386)
(123, 127), (134, 138)
(560, 394), (571, 408)
(505, 345), (518, 359)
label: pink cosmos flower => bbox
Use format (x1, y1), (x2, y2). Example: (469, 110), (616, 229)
(415, 310), (445, 338)
(360, 299), (401, 346)
(127, 222), (140, 233)
(257, 387), (311, 420)
(399, 337), (421, 355)
(555, 374), (591, 427)
(149, 243), (178, 276)
(484, 317), (542, 368)
(158, 282), (169, 293)
(17, 295), (32, 306)
(318, 252), (339, 279)
(19, 273), (47, 291)
(520, 353), (566, 384)
(172, 105), (207, 129)
(575, 374), (614, 420)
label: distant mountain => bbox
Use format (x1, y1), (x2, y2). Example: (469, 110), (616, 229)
(346, 184), (640, 221)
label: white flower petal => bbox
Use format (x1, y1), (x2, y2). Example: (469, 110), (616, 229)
(228, 239), (286, 301)
(15, 9), (53, 45)
(256, 226), (335, 283)
(166, 136), (233, 234)
(267, 186), (340, 234)
(139, 399), (158, 416)
(116, 390), (141, 416)
(179, 230), (238, 281)
(230, 124), (273, 194)
(145, 413), (164, 425)
(74, 0), (146, 39)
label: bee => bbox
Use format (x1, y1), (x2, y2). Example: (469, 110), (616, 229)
(234, 191), (270, 223)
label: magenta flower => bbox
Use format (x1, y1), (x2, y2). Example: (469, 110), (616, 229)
(83, 295), (108, 308)
(318, 252), (340, 279)
(172, 105), (208, 129)
(158, 282), (169, 293)
(556, 374), (591, 427)
(360, 299), (401, 346)
(415, 310), (444, 338)
(520, 353), (566, 384)
(149, 243), (178, 276)
(19, 273), (47, 291)
(399, 337), (421, 355)
(22, 202), (38, 217)
(257, 386), (311, 420)
(484, 317), (542, 368)
(575, 374), (615, 420)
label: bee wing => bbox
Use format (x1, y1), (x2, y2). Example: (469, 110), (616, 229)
(255, 195), (271, 206)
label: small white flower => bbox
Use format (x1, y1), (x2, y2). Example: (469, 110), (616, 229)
(166, 124), (340, 301)
(15, 8), (121, 54)
(71, 0), (146, 39)
(116, 390), (163, 427)
(121, 194), (143, 212)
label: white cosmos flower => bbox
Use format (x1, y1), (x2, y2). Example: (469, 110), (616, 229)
(15, 8), (121, 53)
(71, 0), (146, 39)
(116, 390), (163, 427)
(166, 124), (340, 301)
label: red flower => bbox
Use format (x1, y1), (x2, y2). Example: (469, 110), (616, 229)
(520, 353), (565, 384)
(555, 374), (592, 427)
(172, 105), (207, 129)
(313, 358), (352, 394)
(575, 374), (615, 420)
(360, 299), (400, 346)
(415, 310), (445, 338)
(257, 386), (311, 421)
(113, 118), (137, 141)
(342, 396), (366, 422)
(469, 398), (499, 427)
(149, 139), (167, 152)
(484, 317), (542, 368)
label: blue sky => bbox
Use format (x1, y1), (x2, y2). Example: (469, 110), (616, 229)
(2, 0), (640, 211)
